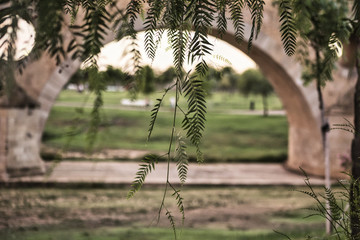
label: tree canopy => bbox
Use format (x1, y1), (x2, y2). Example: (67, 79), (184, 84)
(238, 68), (273, 116)
(137, 65), (155, 95)
(238, 69), (271, 96)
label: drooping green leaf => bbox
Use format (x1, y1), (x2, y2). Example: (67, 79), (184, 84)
(246, 0), (265, 51)
(216, 0), (227, 38)
(148, 87), (173, 141)
(172, 187), (185, 225)
(175, 136), (188, 185)
(182, 61), (207, 162)
(278, 0), (296, 56)
(228, 0), (245, 43)
(166, 209), (177, 240)
(144, 0), (165, 61)
(128, 154), (159, 199)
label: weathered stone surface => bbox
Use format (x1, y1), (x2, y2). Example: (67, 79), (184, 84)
(5, 109), (45, 177)
(0, 110), (8, 180)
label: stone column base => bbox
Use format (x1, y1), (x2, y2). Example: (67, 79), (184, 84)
(0, 109), (8, 180)
(0, 108), (45, 178)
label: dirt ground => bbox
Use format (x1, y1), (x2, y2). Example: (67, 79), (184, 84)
(3, 148), (328, 233)
(0, 186), (324, 232)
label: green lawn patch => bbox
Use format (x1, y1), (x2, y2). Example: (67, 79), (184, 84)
(55, 90), (283, 111)
(43, 106), (288, 162)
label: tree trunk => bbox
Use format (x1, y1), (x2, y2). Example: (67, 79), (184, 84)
(316, 77), (332, 234)
(350, 39), (360, 238)
(0, 110), (8, 181)
(314, 47), (332, 234)
(262, 95), (268, 117)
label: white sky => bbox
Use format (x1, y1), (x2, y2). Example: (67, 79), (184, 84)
(0, 18), (35, 60)
(97, 31), (256, 74)
(8, 20), (256, 73)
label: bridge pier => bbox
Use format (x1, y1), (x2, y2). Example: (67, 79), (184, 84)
(0, 110), (8, 180)
(0, 108), (45, 178)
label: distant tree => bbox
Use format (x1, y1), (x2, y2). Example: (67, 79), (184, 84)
(102, 66), (135, 91)
(137, 65), (155, 101)
(68, 68), (88, 92)
(218, 67), (239, 92)
(238, 69), (273, 116)
(104, 66), (125, 86)
(202, 66), (221, 94)
(157, 67), (177, 86)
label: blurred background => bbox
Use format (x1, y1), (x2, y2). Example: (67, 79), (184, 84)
(0, 30), (330, 240)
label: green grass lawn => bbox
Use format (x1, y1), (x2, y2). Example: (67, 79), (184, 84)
(43, 106), (288, 162)
(43, 90), (288, 162)
(55, 90), (284, 111)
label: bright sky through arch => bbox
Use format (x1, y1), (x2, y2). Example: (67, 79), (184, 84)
(8, 22), (257, 73)
(0, 18), (35, 60)
(97, 31), (256, 73)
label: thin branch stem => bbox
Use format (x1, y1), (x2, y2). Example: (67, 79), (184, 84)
(157, 78), (180, 223)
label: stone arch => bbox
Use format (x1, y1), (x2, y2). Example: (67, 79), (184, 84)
(1, 0), (353, 178)
(218, 26), (324, 176)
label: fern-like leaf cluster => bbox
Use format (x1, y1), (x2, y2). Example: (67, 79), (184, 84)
(0, 0), (37, 99)
(175, 136), (188, 185)
(144, 0), (165, 61)
(125, 0), (143, 33)
(247, 0), (265, 51)
(166, 209), (177, 240)
(0, 1), (19, 97)
(228, 0), (245, 43)
(278, 0), (296, 56)
(332, 118), (356, 135)
(172, 188), (185, 225)
(148, 92), (167, 141)
(128, 154), (159, 199)
(215, 0), (227, 38)
(34, 0), (66, 65)
(324, 187), (342, 222)
(187, 0), (215, 63)
(288, 169), (354, 239)
(168, 29), (189, 76)
(182, 61), (208, 162)
(81, 2), (111, 64)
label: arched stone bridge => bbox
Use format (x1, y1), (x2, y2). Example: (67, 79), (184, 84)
(0, 0), (355, 180)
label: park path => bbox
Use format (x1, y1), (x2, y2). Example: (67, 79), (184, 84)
(7, 161), (326, 186)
